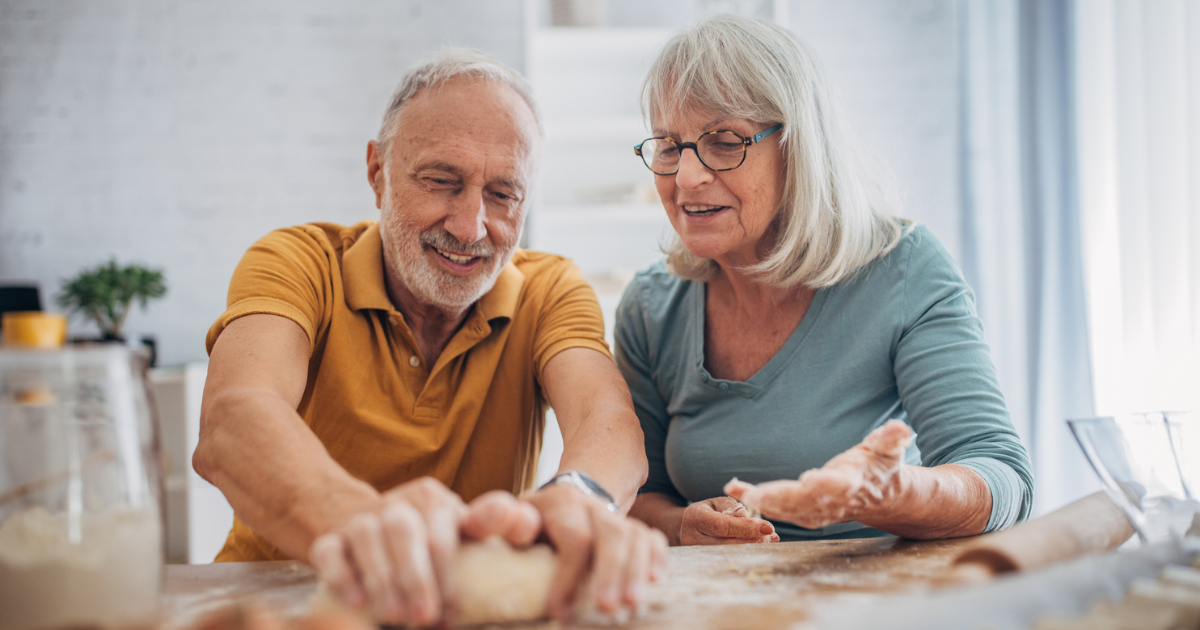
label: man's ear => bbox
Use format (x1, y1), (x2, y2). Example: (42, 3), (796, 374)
(366, 140), (385, 209)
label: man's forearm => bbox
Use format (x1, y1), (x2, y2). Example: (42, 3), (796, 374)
(539, 347), (648, 512)
(556, 406), (647, 512)
(194, 387), (380, 560)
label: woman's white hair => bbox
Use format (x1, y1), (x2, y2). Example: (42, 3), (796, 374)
(643, 14), (908, 288)
(378, 47), (541, 147)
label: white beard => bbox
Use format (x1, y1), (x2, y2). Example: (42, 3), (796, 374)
(380, 213), (515, 313)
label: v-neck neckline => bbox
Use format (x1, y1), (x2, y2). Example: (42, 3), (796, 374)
(689, 279), (829, 397)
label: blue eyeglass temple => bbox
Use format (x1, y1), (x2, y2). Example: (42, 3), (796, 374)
(633, 123), (784, 154)
(752, 123), (783, 144)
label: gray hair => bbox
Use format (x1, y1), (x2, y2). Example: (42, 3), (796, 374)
(378, 47), (541, 147)
(643, 14), (907, 288)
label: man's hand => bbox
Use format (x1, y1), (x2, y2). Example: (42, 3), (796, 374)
(678, 496), (778, 545)
(308, 478), (541, 627)
(524, 484), (669, 622)
(724, 420), (912, 529)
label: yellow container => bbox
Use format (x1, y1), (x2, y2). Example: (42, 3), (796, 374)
(1, 312), (68, 349)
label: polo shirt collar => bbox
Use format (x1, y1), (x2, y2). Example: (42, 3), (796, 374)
(343, 223), (393, 312)
(476, 263), (524, 323)
(342, 222), (525, 322)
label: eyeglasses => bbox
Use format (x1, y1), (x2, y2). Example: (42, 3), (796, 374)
(634, 123), (783, 175)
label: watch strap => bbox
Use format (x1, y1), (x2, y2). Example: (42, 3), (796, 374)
(538, 470), (620, 513)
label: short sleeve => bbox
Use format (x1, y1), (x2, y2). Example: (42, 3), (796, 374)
(893, 229), (1034, 531)
(531, 261), (612, 380)
(613, 277), (684, 503)
(205, 226), (335, 354)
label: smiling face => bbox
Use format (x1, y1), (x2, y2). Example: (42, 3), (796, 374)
(368, 76), (539, 315)
(652, 110), (786, 269)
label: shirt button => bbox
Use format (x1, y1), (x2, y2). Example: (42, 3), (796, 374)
(409, 355), (420, 367)
(718, 382), (730, 391)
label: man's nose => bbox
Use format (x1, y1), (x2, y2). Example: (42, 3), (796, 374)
(444, 188), (487, 245)
(674, 147), (713, 189)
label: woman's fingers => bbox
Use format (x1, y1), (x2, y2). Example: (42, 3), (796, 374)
(724, 423), (915, 529)
(678, 498), (775, 545)
(710, 494), (749, 516)
(863, 419), (913, 457)
(724, 480), (763, 513)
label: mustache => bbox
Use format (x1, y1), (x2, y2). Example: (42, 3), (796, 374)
(419, 228), (494, 258)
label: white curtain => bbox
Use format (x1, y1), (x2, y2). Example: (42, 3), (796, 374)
(1075, 1), (1200, 417)
(959, 0), (1100, 516)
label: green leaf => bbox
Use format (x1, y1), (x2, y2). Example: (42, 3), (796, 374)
(56, 258), (168, 338)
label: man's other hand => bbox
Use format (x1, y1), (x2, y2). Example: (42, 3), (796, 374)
(524, 484), (669, 622)
(307, 478), (541, 627)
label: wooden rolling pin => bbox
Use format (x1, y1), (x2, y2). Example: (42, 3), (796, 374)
(946, 491), (1136, 583)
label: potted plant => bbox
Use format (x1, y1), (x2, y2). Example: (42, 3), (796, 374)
(57, 259), (167, 342)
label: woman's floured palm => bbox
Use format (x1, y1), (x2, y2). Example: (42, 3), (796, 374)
(724, 420), (913, 529)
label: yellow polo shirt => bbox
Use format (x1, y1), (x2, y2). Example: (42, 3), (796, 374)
(205, 221), (610, 561)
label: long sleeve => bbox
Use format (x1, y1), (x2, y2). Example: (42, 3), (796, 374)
(893, 228), (1034, 532)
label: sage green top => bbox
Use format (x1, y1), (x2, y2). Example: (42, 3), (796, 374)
(614, 226), (1033, 540)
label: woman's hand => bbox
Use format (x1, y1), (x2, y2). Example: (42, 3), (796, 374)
(724, 420), (912, 530)
(678, 496), (778, 545)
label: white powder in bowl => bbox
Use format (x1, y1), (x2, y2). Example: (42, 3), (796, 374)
(0, 505), (162, 630)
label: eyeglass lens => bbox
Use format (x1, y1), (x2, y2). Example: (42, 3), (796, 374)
(640, 131), (747, 175)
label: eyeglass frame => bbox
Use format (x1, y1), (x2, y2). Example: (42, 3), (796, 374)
(634, 123), (784, 175)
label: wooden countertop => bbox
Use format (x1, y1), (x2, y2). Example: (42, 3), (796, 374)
(162, 536), (978, 629)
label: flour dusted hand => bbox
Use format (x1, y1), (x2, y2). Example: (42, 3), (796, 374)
(725, 420), (913, 530)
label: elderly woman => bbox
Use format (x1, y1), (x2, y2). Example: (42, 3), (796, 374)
(617, 15), (1033, 545)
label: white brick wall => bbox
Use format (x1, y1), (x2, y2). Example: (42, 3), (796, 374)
(0, 0), (524, 365)
(0, 0), (956, 365)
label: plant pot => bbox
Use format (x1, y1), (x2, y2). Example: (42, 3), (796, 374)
(68, 334), (157, 368)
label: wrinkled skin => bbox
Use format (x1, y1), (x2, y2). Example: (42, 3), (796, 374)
(678, 496), (779, 545)
(725, 420), (912, 530)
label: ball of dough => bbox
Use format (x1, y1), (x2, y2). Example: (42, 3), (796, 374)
(454, 537), (557, 625)
(309, 537), (557, 627)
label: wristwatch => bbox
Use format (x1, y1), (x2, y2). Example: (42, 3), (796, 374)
(538, 470), (620, 513)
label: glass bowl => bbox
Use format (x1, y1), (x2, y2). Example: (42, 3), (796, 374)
(1068, 412), (1200, 544)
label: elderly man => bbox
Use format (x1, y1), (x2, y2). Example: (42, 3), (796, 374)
(193, 48), (666, 626)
